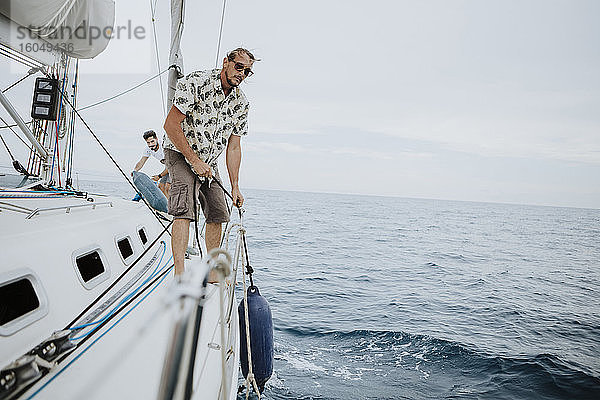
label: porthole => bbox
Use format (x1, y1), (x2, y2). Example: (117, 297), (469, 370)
(76, 251), (105, 282)
(138, 227), (148, 245)
(72, 246), (110, 290)
(0, 269), (49, 336)
(115, 235), (135, 264)
(117, 237), (134, 260)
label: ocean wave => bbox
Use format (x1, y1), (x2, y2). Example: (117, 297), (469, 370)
(274, 327), (600, 398)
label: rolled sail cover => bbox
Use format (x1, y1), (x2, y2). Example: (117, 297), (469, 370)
(0, 0), (115, 59)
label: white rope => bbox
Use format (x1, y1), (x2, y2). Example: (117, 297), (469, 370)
(149, 0), (167, 117)
(218, 268), (228, 400)
(214, 0), (228, 68)
(239, 226), (261, 399)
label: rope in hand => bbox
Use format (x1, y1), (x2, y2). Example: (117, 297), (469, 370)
(207, 177), (254, 285)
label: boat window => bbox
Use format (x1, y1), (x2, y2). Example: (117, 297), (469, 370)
(138, 227), (148, 245)
(117, 237), (134, 261)
(0, 279), (39, 326)
(75, 251), (106, 283)
(0, 269), (49, 336)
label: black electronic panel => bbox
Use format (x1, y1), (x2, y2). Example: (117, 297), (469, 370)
(31, 78), (59, 120)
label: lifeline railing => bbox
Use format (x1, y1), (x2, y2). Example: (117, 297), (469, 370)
(156, 249), (232, 400)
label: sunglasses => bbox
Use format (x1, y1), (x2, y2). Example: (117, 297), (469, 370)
(233, 62), (254, 77)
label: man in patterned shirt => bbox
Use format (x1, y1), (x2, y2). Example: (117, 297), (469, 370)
(163, 47), (256, 276)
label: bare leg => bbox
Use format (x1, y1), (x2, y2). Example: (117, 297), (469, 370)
(172, 218), (190, 275)
(205, 222), (222, 282)
(158, 182), (168, 197)
(205, 222), (222, 251)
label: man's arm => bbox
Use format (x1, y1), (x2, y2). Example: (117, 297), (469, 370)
(133, 156), (149, 174)
(163, 105), (212, 177)
(226, 134), (244, 207)
(152, 167), (169, 181)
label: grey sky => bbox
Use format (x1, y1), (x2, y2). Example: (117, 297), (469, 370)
(1, 0), (599, 208)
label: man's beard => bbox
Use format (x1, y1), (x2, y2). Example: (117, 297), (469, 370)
(226, 75), (240, 88)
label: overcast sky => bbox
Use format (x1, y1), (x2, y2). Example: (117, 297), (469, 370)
(1, 0), (599, 208)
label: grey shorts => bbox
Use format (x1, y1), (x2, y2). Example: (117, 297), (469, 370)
(164, 149), (230, 223)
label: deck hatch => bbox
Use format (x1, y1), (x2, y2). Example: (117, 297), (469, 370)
(0, 278), (40, 326)
(75, 251), (106, 282)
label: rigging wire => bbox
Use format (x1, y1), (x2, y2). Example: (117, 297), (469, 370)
(0, 131), (17, 162)
(0, 116), (33, 175)
(215, 0), (228, 67)
(149, 0), (167, 117)
(66, 59), (80, 183)
(41, 65), (171, 225)
(0, 123), (17, 130)
(77, 67), (170, 111)
(0, 48), (38, 70)
(0, 43), (45, 70)
(49, 60), (70, 185)
(2, 67), (41, 93)
(0, 116), (34, 152)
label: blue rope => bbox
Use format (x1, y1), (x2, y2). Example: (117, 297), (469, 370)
(0, 190), (77, 194)
(25, 265), (173, 400)
(69, 244), (170, 337)
(69, 251), (169, 334)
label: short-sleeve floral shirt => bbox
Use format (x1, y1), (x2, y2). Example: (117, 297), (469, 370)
(163, 69), (249, 170)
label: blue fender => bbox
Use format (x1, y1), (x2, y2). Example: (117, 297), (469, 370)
(238, 285), (274, 392)
(131, 171), (168, 213)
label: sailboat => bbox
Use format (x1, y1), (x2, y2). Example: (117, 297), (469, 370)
(0, 1), (271, 399)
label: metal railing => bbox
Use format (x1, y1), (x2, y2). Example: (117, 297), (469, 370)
(156, 249), (232, 400)
(25, 201), (113, 219)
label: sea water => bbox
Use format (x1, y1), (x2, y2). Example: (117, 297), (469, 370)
(82, 181), (600, 399)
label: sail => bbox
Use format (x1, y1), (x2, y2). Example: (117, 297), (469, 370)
(0, 0), (115, 59)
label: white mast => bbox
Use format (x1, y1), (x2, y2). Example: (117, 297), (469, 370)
(167, 0), (185, 108)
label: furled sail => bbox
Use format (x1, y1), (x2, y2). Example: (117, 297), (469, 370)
(167, 0), (185, 108)
(0, 0), (115, 59)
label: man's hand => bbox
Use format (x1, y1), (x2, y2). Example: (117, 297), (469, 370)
(232, 186), (244, 207)
(191, 159), (212, 178)
(151, 175), (160, 181)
